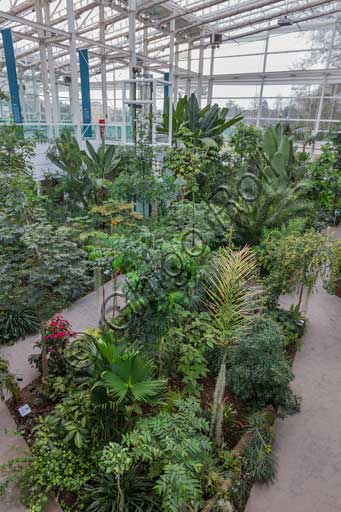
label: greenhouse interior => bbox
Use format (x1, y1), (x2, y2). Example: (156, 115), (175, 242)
(0, 0), (340, 511)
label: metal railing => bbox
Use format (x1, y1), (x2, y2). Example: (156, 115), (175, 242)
(0, 122), (171, 146)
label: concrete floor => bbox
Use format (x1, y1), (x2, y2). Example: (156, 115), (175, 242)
(246, 228), (341, 512)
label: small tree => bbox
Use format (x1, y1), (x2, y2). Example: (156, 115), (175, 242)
(262, 229), (331, 311)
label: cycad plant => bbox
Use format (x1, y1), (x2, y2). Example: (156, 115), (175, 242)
(82, 140), (121, 204)
(231, 124), (309, 245)
(204, 247), (262, 446)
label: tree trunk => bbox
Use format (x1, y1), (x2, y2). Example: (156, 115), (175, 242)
(40, 319), (49, 382)
(297, 283), (304, 312)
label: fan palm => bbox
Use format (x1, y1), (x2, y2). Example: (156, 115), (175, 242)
(97, 351), (166, 409)
(204, 246), (263, 445)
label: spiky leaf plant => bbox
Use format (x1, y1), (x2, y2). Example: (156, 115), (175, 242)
(204, 246), (263, 446)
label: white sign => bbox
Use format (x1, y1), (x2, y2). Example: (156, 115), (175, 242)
(18, 404), (32, 417)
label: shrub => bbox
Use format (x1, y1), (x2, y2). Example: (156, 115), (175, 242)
(0, 306), (39, 345)
(29, 315), (75, 376)
(227, 316), (296, 409)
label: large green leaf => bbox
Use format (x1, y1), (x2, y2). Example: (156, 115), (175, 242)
(188, 93), (200, 132)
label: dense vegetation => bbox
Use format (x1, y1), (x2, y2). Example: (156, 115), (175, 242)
(0, 101), (340, 512)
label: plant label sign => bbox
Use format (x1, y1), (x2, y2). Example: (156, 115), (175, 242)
(18, 404), (31, 417)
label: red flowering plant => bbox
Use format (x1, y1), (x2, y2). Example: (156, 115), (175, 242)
(29, 315), (76, 376)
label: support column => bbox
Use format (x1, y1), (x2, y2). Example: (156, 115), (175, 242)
(256, 28), (270, 127)
(99, 3), (108, 121)
(79, 49), (92, 138)
(128, 0), (136, 141)
(67, 0), (81, 140)
(32, 69), (41, 121)
(174, 40), (179, 103)
(185, 42), (192, 97)
(197, 37), (204, 106)
(45, 0), (59, 131)
(1, 28), (23, 123)
(207, 45), (215, 105)
(128, 0), (136, 80)
(35, 0), (52, 135)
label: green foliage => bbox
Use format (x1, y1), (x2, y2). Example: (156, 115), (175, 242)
(113, 117), (179, 211)
(85, 471), (160, 512)
(11, 421), (99, 511)
(204, 246), (262, 446)
(100, 398), (211, 512)
(97, 351), (166, 409)
(0, 217), (90, 323)
(159, 93), (243, 146)
(47, 133), (122, 216)
(306, 141), (341, 221)
(263, 124), (296, 180)
(324, 240), (341, 294)
(82, 140), (121, 205)
(0, 355), (19, 400)
(0, 306), (39, 345)
(47, 130), (90, 215)
(230, 124), (310, 245)
(227, 316), (296, 409)
(164, 311), (214, 396)
(267, 307), (305, 348)
(229, 123), (263, 162)
(258, 227), (331, 309)
(243, 411), (277, 484)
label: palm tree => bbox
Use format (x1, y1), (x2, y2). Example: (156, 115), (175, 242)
(204, 247), (263, 446)
(95, 349), (166, 414)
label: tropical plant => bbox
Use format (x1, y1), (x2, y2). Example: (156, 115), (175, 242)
(98, 398), (211, 512)
(306, 142), (341, 222)
(230, 124), (310, 245)
(164, 311), (214, 396)
(259, 228), (331, 310)
(29, 315), (75, 376)
(324, 239), (341, 295)
(243, 411), (277, 484)
(85, 470), (161, 512)
(96, 351), (166, 411)
(158, 93), (243, 146)
(204, 246), (263, 446)
(82, 140), (121, 204)
(47, 130), (91, 214)
(227, 316), (296, 409)
(0, 306), (39, 345)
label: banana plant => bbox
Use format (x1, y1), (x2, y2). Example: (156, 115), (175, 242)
(158, 93), (243, 146)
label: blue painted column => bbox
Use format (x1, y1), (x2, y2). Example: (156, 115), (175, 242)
(78, 49), (92, 138)
(163, 71), (170, 114)
(1, 28), (23, 123)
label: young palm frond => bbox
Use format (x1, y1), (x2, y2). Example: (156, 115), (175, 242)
(205, 246), (263, 344)
(204, 246), (263, 446)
